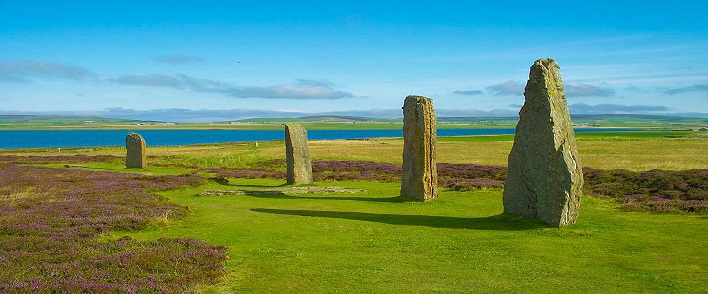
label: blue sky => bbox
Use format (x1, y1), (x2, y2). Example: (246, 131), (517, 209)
(1, 0), (707, 122)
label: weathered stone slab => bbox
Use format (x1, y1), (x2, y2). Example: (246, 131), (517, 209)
(125, 132), (146, 169)
(400, 95), (438, 201)
(285, 123), (313, 185)
(503, 58), (583, 227)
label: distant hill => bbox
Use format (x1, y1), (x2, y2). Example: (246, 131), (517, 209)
(570, 114), (708, 121)
(2, 113), (706, 129)
(0, 115), (158, 127)
(233, 115), (399, 124)
(568, 114), (708, 128)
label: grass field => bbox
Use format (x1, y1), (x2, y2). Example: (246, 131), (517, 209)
(6, 131), (705, 170)
(96, 177), (706, 293)
(2, 131), (707, 292)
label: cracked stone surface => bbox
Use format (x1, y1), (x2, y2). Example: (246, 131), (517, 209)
(125, 132), (146, 169)
(400, 95), (438, 201)
(285, 123), (313, 185)
(502, 58), (583, 227)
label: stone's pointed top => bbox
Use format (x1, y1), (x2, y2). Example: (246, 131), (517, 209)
(530, 58), (561, 79)
(284, 123), (306, 132)
(526, 57), (566, 102)
(126, 132), (141, 138)
(533, 58), (558, 68)
(405, 95), (433, 103)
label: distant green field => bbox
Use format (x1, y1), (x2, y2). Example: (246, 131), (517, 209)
(0, 115), (152, 128)
(438, 131), (708, 142)
(2, 114), (706, 130)
(3, 131), (706, 171)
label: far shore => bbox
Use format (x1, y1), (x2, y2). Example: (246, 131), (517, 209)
(0, 122), (685, 131)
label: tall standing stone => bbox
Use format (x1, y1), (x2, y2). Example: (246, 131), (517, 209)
(401, 95), (438, 201)
(503, 58), (583, 227)
(125, 132), (147, 169)
(285, 123), (313, 185)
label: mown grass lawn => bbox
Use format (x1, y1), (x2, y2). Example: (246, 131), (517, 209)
(102, 177), (708, 293)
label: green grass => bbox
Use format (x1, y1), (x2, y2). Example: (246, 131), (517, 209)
(438, 134), (515, 142)
(7, 130), (706, 292)
(96, 177), (708, 293)
(5, 131), (706, 170)
(39, 163), (194, 176)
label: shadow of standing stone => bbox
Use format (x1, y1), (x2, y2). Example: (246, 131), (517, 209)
(401, 95), (438, 201)
(285, 123), (313, 185)
(125, 132), (146, 169)
(503, 58), (583, 227)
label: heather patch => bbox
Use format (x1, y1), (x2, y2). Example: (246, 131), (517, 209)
(584, 168), (708, 213)
(436, 163), (507, 191)
(0, 154), (120, 165)
(314, 160), (401, 182)
(440, 177), (505, 191)
(0, 163), (228, 292)
(201, 159), (708, 213)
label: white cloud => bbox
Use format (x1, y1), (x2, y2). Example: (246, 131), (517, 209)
(451, 90), (483, 96)
(485, 80), (614, 97)
(569, 103), (670, 114)
(486, 80), (524, 96)
(663, 83), (708, 95)
(565, 82), (614, 97)
(111, 74), (354, 100)
(0, 60), (94, 82)
(112, 74), (190, 88)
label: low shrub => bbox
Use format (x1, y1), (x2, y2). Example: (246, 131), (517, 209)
(584, 168), (708, 212)
(200, 160), (708, 214)
(0, 154), (119, 165)
(0, 163), (228, 292)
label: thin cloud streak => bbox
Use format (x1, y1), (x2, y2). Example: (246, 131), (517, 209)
(112, 74), (192, 89)
(152, 55), (205, 64)
(452, 90), (483, 96)
(111, 74), (354, 100)
(486, 80), (524, 96)
(565, 82), (614, 97)
(569, 103), (670, 114)
(485, 80), (614, 97)
(663, 83), (708, 95)
(0, 60), (94, 82)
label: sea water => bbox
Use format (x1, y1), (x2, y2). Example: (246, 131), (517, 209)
(0, 128), (640, 149)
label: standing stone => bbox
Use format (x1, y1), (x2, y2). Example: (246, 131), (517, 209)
(285, 124), (313, 185)
(125, 132), (147, 169)
(503, 58), (583, 227)
(400, 95), (438, 201)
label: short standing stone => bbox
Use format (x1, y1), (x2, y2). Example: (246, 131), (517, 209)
(284, 124), (313, 185)
(400, 95), (438, 201)
(125, 132), (147, 169)
(503, 58), (583, 227)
